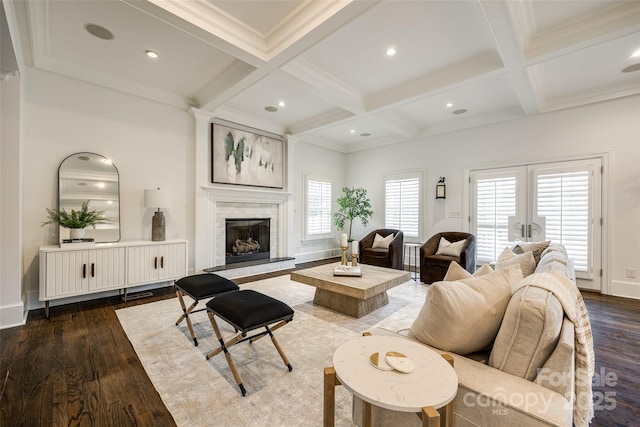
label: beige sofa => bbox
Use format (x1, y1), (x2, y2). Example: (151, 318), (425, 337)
(354, 242), (578, 427)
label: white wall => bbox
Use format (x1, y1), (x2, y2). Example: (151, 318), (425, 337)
(1, 72), (25, 327)
(292, 138), (346, 263)
(21, 68), (194, 309)
(346, 95), (640, 299)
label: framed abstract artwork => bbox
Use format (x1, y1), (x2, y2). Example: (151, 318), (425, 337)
(211, 123), (284, 189)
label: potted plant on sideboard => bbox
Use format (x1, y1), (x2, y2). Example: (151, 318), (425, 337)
(42, 200), (111, 240)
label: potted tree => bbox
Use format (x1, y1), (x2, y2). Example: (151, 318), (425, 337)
(42, 200), (111, 240)
(333, 186), (373, 241)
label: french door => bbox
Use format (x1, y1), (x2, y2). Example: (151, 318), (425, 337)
(470, 158), (602, 291)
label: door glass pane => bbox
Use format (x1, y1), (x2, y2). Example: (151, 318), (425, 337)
(535, 169), (590, 272)
(475, 175), (517, 263)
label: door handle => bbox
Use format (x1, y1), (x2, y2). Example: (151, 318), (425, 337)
(91, 263), (95, 277)
(521, 224), (525, 238)
(154, 257), (158, 269)
(528, 224), (532, 239)
(83, 264), (87, 279)
(161, 256), (164, 269)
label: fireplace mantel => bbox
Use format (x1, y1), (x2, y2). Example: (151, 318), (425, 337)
(201, 185), (292, 203)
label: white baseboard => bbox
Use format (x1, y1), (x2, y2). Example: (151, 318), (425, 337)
(610, 280), (640, 300)
(26, 281), (177, 312)
(0, 301), (27, 329)
(294, 248), (340, 264)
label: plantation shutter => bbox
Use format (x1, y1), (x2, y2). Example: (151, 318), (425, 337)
(385, 177), (420, 238)
(306, 179), (332, 236)
(473, 173), (518, 264)
(533, 166), (592, 273)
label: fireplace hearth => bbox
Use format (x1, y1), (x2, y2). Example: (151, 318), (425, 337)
(225, 218), (270, 264)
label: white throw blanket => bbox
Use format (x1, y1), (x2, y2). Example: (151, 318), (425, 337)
(513, 272), (595, 427)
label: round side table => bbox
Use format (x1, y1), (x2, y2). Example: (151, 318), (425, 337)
(324, 335), (458, 427)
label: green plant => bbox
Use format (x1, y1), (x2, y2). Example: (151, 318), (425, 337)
(333, 186), (373, 241)
(42, 200), (110, 229)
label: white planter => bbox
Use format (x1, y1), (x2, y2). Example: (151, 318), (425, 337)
(69, 228), (86, 240)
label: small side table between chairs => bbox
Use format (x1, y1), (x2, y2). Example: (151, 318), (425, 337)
(404, 243), (422, 281)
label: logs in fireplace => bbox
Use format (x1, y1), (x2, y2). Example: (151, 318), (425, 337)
(225, 218), (270, 264)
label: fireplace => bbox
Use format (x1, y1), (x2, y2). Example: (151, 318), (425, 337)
(225, 218), (271, 264)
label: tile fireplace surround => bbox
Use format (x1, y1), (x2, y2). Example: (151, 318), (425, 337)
(194, 186), (295, 278)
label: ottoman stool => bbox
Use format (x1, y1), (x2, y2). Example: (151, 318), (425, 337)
(175, 273), (239, 346)
(205, 290), (294, 396)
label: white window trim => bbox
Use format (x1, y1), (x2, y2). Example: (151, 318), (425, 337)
(302, 173), (334, 243)
(383, 170), (424, 243)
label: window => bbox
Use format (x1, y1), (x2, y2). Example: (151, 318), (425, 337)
(306, 178), (332, 239)
(385, 174), (420, 238)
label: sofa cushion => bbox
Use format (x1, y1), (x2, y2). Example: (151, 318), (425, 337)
(513, 241), (551, 264)
(540, 242), (568, 258)
(410, 266), (523, 355)
(443, 261), (493, 281)
(435, 236), (467, 257)
(537, 250), (569, 270)
(537, 260), (577, 284)
(496, 247), (536, 277)
(371, 233), (394, 249)
(489, 285), (563, 381)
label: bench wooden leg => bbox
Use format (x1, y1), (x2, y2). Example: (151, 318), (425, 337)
(206, 312), (246, 396)
(175, 290), (199, 345)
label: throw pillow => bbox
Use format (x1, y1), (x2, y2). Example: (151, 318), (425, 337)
(513, 241), (551, 265)
(496, 247), (535, 277)
(443, 261), (493, 281)
(371, 233), (394, 249)
(489, 286), (564, 381)
(435, 237), (467, 257)
(409, 265), (523, 355)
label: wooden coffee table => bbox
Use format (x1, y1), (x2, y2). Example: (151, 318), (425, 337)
(290, 263), (410, 318)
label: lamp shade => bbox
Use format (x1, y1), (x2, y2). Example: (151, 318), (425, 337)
(144, 188), (172, 209)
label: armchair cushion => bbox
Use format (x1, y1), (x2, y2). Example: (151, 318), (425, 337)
(435, 236), (467, 257)
(372, 233), (394, 249)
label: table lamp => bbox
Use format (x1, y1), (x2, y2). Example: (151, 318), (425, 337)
(144, 188), (172, 241)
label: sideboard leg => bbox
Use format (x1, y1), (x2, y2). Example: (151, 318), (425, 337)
(45, 301), (50, 319)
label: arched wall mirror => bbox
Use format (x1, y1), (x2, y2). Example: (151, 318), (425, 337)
(58, 152), (120, 242)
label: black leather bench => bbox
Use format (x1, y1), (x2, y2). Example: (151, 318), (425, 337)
(205, 289), (294, 396)
(174, 273), (239, 346)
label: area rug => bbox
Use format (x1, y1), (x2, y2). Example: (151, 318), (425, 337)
(116, 275), (427, 426)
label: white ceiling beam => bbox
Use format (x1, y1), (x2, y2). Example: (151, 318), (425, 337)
(366, 53), (505, 112)
(278, 58), (365, 114)
(288, 108), (356, 136)
(373, 110), (422, 140)
(522, 1), (640, 62)
(478, 0), (539, 115)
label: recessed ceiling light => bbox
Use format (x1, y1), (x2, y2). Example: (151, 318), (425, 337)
(146, 50), (159, 59)
(622, 63), (640, 73)
(386, 47), (396, 56)
(630, 49), (640, 58)
(278, 101), (285, 107)
(265, 106), (278, 112)
(84, 23), (114, 40)
(453, 109), (468, 115)
(446, 102), (454, 108)
(360, 133), (371, 137)
(350, 129), (355, 134)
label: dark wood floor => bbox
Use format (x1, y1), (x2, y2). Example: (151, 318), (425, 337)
(1, 264), (639, 426)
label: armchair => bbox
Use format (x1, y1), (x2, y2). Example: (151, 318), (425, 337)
(358, 229), (404, 270)
(420, 232), (476, 284)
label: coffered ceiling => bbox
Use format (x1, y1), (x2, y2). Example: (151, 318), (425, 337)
(4, 0), (640, 152)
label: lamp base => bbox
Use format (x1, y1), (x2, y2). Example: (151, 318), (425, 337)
(152, 211), (166, 241)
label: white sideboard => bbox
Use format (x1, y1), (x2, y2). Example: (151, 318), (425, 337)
(39, 239), (187, 317)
